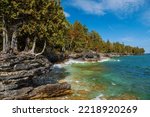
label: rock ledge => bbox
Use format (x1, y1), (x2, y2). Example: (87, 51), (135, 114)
(0, 54), (71, 100)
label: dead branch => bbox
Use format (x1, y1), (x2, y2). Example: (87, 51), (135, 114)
(35, 41), (46, 56)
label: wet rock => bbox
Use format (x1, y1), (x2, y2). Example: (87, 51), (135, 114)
(83, 51), (100, 61)
(29, 82), (71, 99)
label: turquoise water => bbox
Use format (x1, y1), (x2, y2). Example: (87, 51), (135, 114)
(64, 54), (150, 100)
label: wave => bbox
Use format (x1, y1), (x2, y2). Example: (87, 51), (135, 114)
(108, 59), (121, 62)
(98, 58), (121, 63)
(64, 58), (112, 65)
(52, 58), (113, 68)
(115, 59), (120, 62)
(111, 82), (116, 86)
(52, 59), (87, 68)
(98, 58), (111, 63)
(64, 59), (87, 65)
(52, 64), (64, 68)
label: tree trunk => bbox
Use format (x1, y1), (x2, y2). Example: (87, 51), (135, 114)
(5, 28), (9, 53)
(69, 37), (74, 51)
(11, 28), (18, 53)
(2, 16), (6, 53)
(24, 37), (30, 52)
(62, 46), (65, 52)
(2, 28), (6, 53)
(3, 17), (10, 54)
(30, 37), (37, 54)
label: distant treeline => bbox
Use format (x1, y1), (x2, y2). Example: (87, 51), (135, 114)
(64, 21), (145, 55)
(0, 0), (145, 55)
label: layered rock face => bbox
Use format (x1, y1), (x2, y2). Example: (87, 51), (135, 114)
(0, 54), (71, 100)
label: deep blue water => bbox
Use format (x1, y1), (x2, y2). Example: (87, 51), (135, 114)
(64, 54), (150, 100)
(100, 54), (150, 99)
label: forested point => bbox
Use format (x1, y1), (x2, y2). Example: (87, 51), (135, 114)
(0, 0), (146, 100)
(0, 0), (145, 58)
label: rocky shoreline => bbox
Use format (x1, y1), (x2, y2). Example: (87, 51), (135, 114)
(0, 51), (123, 100)
(0, 53), (71, 100)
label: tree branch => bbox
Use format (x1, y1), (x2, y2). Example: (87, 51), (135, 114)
(35, 41), (46, 56)
(30, 37), (37, 54)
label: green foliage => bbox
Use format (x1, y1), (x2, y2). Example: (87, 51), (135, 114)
(65, 21), (88, 52)
(0, 0), (145, 55)
(17, 0), (69, 51)
(88, 31), (103, 52)
(0, 0), (69, 52)
(65, 21), (145, 55)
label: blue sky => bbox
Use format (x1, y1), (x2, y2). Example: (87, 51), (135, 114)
(62, 0), (150, 53)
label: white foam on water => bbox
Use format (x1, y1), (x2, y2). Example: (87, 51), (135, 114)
(112, 82), (116, 86)
(52, 57), (111, 68)
(98, 58), (111, 63)
(64, 59), (87, 65)
(52, 64), (65, 68)
(92, 94), (104, 100)
(115, 59), (120, 62)
(52, 59), (87, 69)
(108, 59), (121, 62)
(75, 80), (80, 83)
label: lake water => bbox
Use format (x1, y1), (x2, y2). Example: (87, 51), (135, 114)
(63, 54), (150, 100)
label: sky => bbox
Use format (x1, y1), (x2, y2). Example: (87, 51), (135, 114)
(62, 0), (150, 53)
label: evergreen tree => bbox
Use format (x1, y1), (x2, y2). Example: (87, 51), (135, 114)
(0, 0), (69, 55)
(88, 31), (103, 52)
(0, 0), (145, 56)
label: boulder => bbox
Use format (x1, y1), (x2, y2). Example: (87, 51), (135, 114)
(83, 51), (100, 61)
(69, 53), (83, 59)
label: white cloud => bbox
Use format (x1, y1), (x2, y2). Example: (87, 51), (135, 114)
(64, 11), (70, 17)
(66, 0), (145, 16)
(68, 0), (104, 15)
(103, 0), (144, 11)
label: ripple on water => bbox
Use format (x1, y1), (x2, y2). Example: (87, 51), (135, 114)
(61, 55), (150, 100)
(104, 93), (139, 100)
